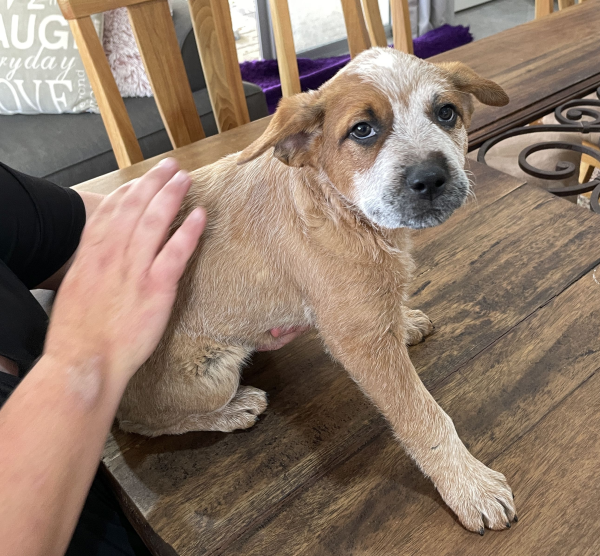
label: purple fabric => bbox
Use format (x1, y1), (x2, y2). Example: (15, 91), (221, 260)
(412, 23), (473, 59)
(240, 24), (473, 113)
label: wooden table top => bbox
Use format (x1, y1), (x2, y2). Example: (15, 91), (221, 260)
(431, 0), (600, 148)
(75, 4), (600, 554)
(99, 161), (600, 555)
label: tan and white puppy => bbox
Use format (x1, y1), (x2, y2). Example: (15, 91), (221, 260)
(118, 48), (514, 533)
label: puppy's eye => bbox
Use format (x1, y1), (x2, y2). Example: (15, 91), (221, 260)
(350, 122), (376, 140)
(437, 105), (457, 124)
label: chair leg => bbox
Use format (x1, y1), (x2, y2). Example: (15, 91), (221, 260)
(580, 141), (600, 198)
(580, 157), (596, 186)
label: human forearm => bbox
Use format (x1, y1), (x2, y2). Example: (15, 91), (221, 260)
(0, 160), (205, 553)
(0, 353), (127, 556)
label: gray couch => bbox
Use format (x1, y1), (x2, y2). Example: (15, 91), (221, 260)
(0, 0), (268, 187)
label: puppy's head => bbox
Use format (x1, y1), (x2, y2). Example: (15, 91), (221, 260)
(238, 48), (508, 229)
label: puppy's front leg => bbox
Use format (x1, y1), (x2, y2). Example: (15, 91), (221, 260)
(317, 305), (516, 532)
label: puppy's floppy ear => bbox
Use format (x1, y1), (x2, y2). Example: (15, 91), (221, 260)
(237, 90), (324, 167)
(436, 61), (509, 107)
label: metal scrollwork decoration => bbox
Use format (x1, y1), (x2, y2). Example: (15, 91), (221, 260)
(477, 87), (600, 213)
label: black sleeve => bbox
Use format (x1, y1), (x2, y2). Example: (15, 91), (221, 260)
(0, 162), (86, 378)
(0, 162), (86, 289)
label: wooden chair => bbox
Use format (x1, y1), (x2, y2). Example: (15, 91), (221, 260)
(361, 0), (413, 54)
(269, 0), (413, 98)
(390, 0), (413, 55)
(57, 0), (250, 169)
(534, 0), (597, 184)
(535, 0), (588, 19)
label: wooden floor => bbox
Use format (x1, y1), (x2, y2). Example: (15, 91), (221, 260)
(102, 161), (600, 555)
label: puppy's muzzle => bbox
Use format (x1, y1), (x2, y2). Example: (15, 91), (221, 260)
(405, 160), (449, 201)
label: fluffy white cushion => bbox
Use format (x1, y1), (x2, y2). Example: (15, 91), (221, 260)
(102, 8), (152, 98)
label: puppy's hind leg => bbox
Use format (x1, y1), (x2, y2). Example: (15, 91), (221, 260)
(403, 308), (434, 346)
(118, 337), (267, 436)
(164, 385), (268, 435)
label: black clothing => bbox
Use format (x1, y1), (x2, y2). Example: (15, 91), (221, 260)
(0, 162), (85, 379)
(0, 163), (150, 555)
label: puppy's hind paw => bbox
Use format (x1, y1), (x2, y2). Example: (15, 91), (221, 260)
(207, 386), (269, 432)
(228, 385), (268, 417)
(404, 309), (435, 346)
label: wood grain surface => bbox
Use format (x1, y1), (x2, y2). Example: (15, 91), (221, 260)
(225, 269), (600, 555)
(391, 0), (414, 54)
(339, 0), (372, 57)
(268, 0), (302, 97)
(71, 6), (600, 553)
(74, 117), (271, 196)
(361, 0), (388, 47)
(97, 158), (600, 555)
(188, 0), (251, 131)
(431, 0), (600, 148)
(58, 0), (149, 19)
(535, 0), (554, 18)
(128, 0), (206, 148)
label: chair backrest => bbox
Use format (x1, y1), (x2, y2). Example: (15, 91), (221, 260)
(58, 0), (250, 169)
(269, 0), (413, 99)
(390, 0), (413, 55)
(535, 0), (587, 19)
(363, 0), (389, 48)
(187, 0), (251, 131)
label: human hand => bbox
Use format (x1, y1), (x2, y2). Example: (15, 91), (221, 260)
(44, 158), (205, 386)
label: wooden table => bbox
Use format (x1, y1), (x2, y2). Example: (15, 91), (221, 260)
(95, 162), (600, 555)
(76, 4), (600, 555)
(432, 0), (600, 149)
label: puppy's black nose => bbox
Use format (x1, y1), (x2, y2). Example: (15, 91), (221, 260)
(405, 163), (448, 200)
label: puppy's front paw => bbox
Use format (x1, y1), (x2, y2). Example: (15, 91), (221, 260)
(436, 455), (516, 534)
(404, 309), (434, 345)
